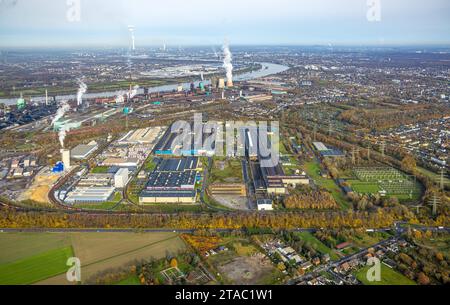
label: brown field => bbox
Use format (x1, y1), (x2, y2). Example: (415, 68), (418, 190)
(0, 232), (188, 285)
(218, 255), (279, 285)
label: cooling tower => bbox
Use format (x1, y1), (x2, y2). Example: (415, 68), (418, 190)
(226, 79), (233, 87)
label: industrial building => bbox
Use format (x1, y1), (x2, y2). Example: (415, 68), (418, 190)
(251, 158), (309, 196)
(139, 157), (201, 204)
(61, 149), (71, 170)
(153, 122), (217, 157)
(77, 173), (114, 187)
(242, 94), (273, 103)
(209, 184), (246, 196)
(71, 142), (98, 160)
(257, 199), (274, 211)
(114, 168), (129, 188)
(313, 142), (345, 157)
(65, 186), (115, 205)
(101, 157), (139, 167)
(117, 126), (167, 145)
(246, 125), (309, 196)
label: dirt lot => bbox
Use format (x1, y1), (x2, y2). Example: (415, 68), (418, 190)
(213, 194), (249, 210)
(18, 168), (60, 204)
(218, 255), (278, 285)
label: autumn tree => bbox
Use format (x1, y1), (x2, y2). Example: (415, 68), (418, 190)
(417, 272), (430, 285)
(170, 258), (178, 268)
(401, 154), (417, 172)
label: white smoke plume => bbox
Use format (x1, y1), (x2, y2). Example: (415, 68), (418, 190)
(115, 89), (127, 104)
(128, 25), (136, 51)
(128, 85), (139, 99)
(58, 127), (67, 149)
(52, 100), (70, 148)
(222, 40), (233, 84)
(200, 71), (204, 81)
(76, 79), (87, 106)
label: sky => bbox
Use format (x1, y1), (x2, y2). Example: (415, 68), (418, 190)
(0, 0), (449, 47)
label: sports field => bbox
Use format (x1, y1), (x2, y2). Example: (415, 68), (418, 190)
(355, 263), (416, 285)
(0, 232), (186, 285)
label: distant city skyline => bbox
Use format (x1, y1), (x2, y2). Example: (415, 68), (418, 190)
(0, 0), (449, 47)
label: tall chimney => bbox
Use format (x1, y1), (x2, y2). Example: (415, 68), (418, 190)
(218, 79), (225, 89)
(61, 149), (71, 170)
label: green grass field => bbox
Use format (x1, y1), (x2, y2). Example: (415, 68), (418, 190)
(295, 232), (340, 260)
(91, 166), (110, 174)
(355, 263), (416, 285)
(114, 275), (141, 285)
(346, 181), (381, 193)
(210, 159), (243, 184)
(0, 233), (71, 264)
(0, 247), (73, 285)
(0, 232), (187, 285)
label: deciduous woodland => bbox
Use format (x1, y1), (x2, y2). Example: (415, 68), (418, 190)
(0, 207), (448, 230)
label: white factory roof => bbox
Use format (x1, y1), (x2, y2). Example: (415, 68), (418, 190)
(117, 127), (166, 145)
(71, 143), (98, 159)
(65, 186), (115, 204)
(313, 142), (328, 151)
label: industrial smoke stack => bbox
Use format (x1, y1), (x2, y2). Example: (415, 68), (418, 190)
(61, 149), (71, 170)
(222, 40), (233, 87)
(218, 78), (225, 89)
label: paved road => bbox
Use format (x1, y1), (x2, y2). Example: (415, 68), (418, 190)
(0, 227), (195, 234)
(241, 159), (256, 210)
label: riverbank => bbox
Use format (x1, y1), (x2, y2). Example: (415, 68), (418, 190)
(0, 62), (288, 105)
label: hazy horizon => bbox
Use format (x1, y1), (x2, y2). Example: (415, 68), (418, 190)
(1, 0), (449, 48)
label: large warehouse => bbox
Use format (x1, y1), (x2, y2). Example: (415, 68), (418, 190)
(117, 126), (167, 145)
(71, 142), (98, 160)
(65, 186), (115, 204)
(139, 157), (201, 204)
(153, 122), (217, 156)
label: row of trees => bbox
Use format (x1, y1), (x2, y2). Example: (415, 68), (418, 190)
(1, 205), (447, 230)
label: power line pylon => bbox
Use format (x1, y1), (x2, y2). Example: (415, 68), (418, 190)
(380, 141), (386, 158)
(428, 193), (441, 217)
